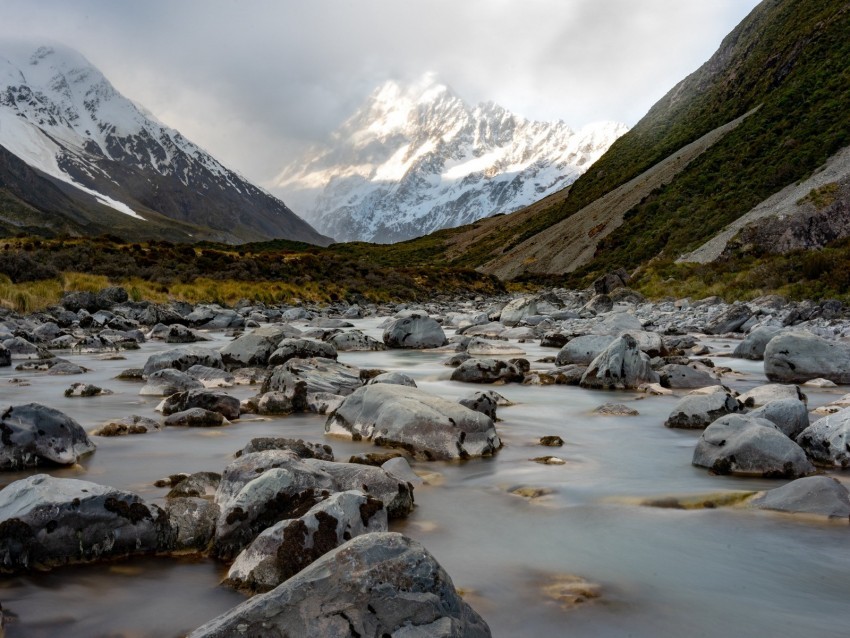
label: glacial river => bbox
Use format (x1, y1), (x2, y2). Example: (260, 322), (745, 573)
(1, 318), (849, 637)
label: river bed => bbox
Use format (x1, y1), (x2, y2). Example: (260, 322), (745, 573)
(1, 318), (849, 637)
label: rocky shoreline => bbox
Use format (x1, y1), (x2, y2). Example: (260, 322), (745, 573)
(1, 281), (850, 635)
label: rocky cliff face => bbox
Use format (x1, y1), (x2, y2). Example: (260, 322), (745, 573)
(0, 41), (329, 244)
(273, 74), (627, 243)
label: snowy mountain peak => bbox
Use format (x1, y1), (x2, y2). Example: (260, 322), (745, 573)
(0, 40), (329, 244)
(273, 75), (628, 243)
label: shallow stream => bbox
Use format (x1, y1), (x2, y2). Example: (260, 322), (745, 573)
(2, 319), (849, 637)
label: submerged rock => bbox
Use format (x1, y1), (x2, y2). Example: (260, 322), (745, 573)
(188, 532), (491, 638)
(91, 415), (160, 437)
(326, 383), (500, 461)
(750, 476), (850, 519)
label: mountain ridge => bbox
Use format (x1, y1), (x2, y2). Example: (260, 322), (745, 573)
(274, 74), (627, 243)
(0, 41), (330, 245)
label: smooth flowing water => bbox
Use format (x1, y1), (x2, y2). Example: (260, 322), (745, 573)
(1, 319), (849, 637)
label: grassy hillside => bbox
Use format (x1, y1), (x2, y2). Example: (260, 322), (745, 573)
(326, 0), (849, 288)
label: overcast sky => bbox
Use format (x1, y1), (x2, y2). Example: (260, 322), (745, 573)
(2, 0), (761, 185)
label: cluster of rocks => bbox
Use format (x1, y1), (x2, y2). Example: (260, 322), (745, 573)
(5, 281), (850, 634)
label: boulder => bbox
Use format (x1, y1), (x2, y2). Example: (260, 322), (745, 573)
(0, 474), (173, 572)
(764, 332), (850, 384)
(450, 358), (529, 384)
(186, 364), (235, 388)
(163, 408), (227, 427)
(140, 368), (204, 396)
(582, 294), (613, 315)
(164, 324), (208, 343)
(263, 357), (362, 399)
(225, 490), (388, 593)
(692, 415), (815, 478)
(166, 472), (221, 499)
(326, 383), (500, 460)
(593, 269), (629, 294)
(658, 364), (721, 389)
(236, 438), (334, 461)
(220, 326), (295, 368)
(165, 497), (218, 553)
(142, 346), (224, 377)
(91, 415), (160, 437)
(382, 313), (447, 349)
(500, 296), (544, 326)
(327, 329), (386, 352)
(797, 408), (850, 468)
(3, 337), (51, 360)
(187, 533), (491, 638)
(748, 398), (809, 439)
(0, 403), (95, 469)
(664, 388), (742, 429)
(704, 304), (753, 335)
(160, 390), (240, 420)
(555, 335), (614, 366)
(750, 476), (850, 518)
(458, 390), (502, 420)
(580, 335), (659, 390)
(213, 452), (413, 560)
(738, 383), (806, 407)
(466, 338), (525, 357)
(366, 371), (417, 387)
(64, 382), (112, 398)
(268, 338), (337, 366)
(732, 326), (783, 360)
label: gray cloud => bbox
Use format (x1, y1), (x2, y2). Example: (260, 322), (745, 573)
(1, 0), (761, 183)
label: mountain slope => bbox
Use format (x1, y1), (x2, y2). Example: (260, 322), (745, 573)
(480, 0), (850, 280)
(273, 74), (626, 243)
(345, 0), (849, 284)
(0, 41), (330, 245)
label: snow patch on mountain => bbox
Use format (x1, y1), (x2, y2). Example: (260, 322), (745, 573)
(273, 74), (628, 243)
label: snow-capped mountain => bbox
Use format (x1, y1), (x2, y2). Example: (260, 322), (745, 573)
(0, 41), (329, 244)
(273, 73), (628, 243)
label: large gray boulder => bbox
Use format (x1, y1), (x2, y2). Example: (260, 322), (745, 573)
(263, 357), (363, 401)
(225, 490), (388, 593)
(367, 371), (418, 387)
(764, 332), (850, 384)
(580, 334), (659, 390)
(0, 403), (95, 469)
(142, 346), (223, 377)
(664, 388), (742, 429)
(658, 364), (721, 389)
(738, 383), (806, 407)
(797, 408), (850, 468)
(500, 296), (543, 326)
(704, 304), (753, 335)
(160, 390), (240, 420)
(732, 326), (783, 360)
(139, 368), (204, 396)
(220, 326), (295, 369)
(327, 329), (386, 352)
(327, 383), (501, 461)
(450, 358), (529, 384)
(750, 476), (850, 518)
(692, 415), (815, 478)
(748, 398), (810, 439)
(555, 335), (614, 366)
(382, 313), (447, 349)
(0, 475), (173, 572)
(213, 451), (413, 560)
(165, 497), (218, 553)
(268, 338), (337, 366)
(187, 532), (491, 638)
